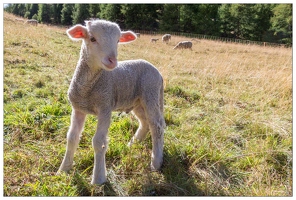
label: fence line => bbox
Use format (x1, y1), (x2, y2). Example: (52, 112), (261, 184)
(131, 29), (288, 48)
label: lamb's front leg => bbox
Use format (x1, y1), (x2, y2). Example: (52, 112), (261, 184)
(91, 110), (111, 185)
(59, 109), (86, 172)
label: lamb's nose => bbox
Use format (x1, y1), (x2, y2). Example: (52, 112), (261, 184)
(102, 56), (117, 70)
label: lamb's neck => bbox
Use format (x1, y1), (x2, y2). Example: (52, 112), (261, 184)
(70, 47), (103, 96)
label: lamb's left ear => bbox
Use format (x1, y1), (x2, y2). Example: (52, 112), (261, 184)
(119, 31), (137, 43)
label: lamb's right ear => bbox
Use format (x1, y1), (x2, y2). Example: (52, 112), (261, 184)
(67, 25), (88, 41)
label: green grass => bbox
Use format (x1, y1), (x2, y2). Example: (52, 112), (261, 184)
(3, 12), (292, 196)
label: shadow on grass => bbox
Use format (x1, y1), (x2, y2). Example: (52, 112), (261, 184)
(69, 148), (240, 196)
(71, 172), (117, 196)
(140, 150), (205, 196)
(141, 149), (241, 196)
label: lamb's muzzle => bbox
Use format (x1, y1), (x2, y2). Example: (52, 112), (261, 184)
(102, 56), (117, 70)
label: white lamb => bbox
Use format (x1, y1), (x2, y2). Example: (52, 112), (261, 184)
(58, 19), (165, 185)
(151, 38), (159, 43)
(173, 41), (193, 50)
(162, 34), (171, 43)
(15, 18), (24, 23)
(25, 19), (38, 26)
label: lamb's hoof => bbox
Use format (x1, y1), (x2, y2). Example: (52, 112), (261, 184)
(151, 160), (163, 172)
(57, 164), (72, 175)
(128, 137), (137, 147)
(91, 178), (107, 185)
(56, 170), (62, 176)
(56, 169), (68, 176)
(127, 140), (133, 147)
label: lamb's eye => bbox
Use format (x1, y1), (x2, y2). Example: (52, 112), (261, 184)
(90, 37), (96, 42)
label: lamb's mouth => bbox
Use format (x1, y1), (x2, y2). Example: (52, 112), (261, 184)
(101, 57), (117, 70)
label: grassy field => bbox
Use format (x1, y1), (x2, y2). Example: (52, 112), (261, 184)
(3, 12), (292, 196)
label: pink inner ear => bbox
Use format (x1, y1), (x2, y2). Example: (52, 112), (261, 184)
(73, 31), (84, 38)
(119, 32), (136, 42)
(68, 26), (86, 39)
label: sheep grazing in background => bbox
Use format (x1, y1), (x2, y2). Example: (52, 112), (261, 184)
(15, 18), (24, 23)
(151, 38), (159, 43)
(25, 19), (38, 26)
(173, 41), (193, 50)
(162, 34), (171, 43)
(58, 19), (165, 185)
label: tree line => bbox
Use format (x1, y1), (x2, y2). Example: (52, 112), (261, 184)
(5, 4), (292, 44)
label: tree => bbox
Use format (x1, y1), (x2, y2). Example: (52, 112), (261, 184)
(89, 4), (100, 18)
(51, 4), (63, 24)
(233, 4), (257, 39)
(24, 11), (31, 19)
(24, 4), (39, 19)
(120, 4), (161, 30)
(4, 4), (13, 13)
(270, 4), (292, 44)
(18, 4), (26, 16)
(37, 4), (51, 23)
(61, 4), (74, 25)
(72, 4), (90, 25)
(218, 4), (233, 37)
(218, 4), (270, 40)
(12, 4), (19, 15)
(251, 4), (273, 41)
(32, 14), (38, 21)
(99, 4), (124, 27)
(30, 4), (39, 18)
(24, 4), (31, 18)
(179, 5), (197, 33)
(159, 4), (181, 32)
(9, 4), (26, 16)
(179, 4), (220, 35)
(197, 4), (220, 35)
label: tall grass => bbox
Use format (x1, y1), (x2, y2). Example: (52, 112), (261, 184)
(3, 12), (292, 196)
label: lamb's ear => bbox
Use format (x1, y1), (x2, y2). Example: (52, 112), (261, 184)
(67, 25), (88, 41)
(119, 31), (137, 43)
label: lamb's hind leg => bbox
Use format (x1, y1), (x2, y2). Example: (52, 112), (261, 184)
(128, 105), (149, 146)
(144, 100), (165, 171)
(149, 112), (165, 171)
(59, 109), (86, 172)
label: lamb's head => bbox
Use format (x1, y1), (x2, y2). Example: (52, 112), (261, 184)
(67, 19), (137, 71)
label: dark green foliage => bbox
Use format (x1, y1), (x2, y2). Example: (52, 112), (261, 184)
(179, 4), (220, 35)
(24, 4), (38, 19)
(121, 4), (162, 30)
(89, 4), (100, 18)
(99, 4), (124, 27)
(37, 4), (51, 23)
(159, 4), (180, 32)
(61, 4), (74, 25)
(270, 4), (292, 44)
(72, 4), (90, 25)
(51, 4), (63, 24)
(4, 3), (292, 44)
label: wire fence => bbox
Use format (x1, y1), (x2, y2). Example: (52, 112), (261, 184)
(131, 29), (290, 48)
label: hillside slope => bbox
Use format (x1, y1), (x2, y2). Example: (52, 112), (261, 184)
(3, 12), (292, 196)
